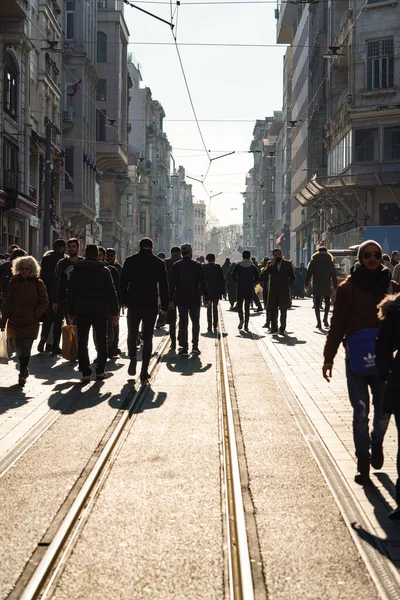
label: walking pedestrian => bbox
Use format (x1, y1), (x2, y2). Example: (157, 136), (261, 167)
(0, 255), (48, 386)
(264, 248), (295, 334)
(393, 261), (400, 283)
(165, 246), (182, 350)
(293, 262), (307, 299)
(202, 253), (225, 331)
(226, 261), (237, 309)
(105, 248), (122, 354)
(382, 254), (394, 273)
(98, 246), (121, 358)
(52, 238), (83, 356)
(305, 246), (338, 329)
(0, 247), (26, 300)
(156, 252), (167, 329)
(259, 258), (271, 328)
(376, 292), (400, 518)
(231, 250), (259, 332)
(170, 243), (209, 355)
(38, 239), (66, 352)
(323, 240), (400, 484)
(67, 244), (119, 383)
(120, 237), (169, 381)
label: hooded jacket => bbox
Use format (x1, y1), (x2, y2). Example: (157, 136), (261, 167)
(67, 259), (119, 317)
(376, 293), (400, 413)
(231, 259), (259, 299)
(305, 250), (337, 296)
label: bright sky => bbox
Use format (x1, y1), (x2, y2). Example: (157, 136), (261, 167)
(124, 0), (286, 226)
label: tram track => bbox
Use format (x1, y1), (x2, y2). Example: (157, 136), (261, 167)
(8, 334), (170, 600)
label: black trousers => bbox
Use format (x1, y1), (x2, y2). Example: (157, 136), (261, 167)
(314, 294), (330, 324)
(169, 308), (178, 345)
(40, 308), (54, 343)
(77, 314), (107, 376)
(237, 294), (251, 327)
(270, 298), (287, 332)
(127, 311), (157, 372)
(207, 299), (219, 329)
(52, 305), (66, 351)
(178, 304), (200, 350)
(252, 290), (262, 310)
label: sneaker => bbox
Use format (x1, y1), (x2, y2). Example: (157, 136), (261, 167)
(37, 340), (45, 353)
(238, 320), (243, 330)
(178, 348), (189, 356)
(192, 347), (201, 355)
(371, 441), (384, 470)
(81, 374), (91, 384)
(96, 372), (106, 381)
(128, 359), (137, 376)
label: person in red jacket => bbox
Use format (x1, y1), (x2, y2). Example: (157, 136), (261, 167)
(323, 240), (400, 484)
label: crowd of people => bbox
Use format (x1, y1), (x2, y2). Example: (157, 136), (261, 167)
(1, 237), (400, 518)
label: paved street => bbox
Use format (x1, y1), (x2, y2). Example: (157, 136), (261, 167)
(0, 302), (399, 598)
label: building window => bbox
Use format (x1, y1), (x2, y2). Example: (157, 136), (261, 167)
(96, 110), (106, 141)
(379, 203), (400, 226)
(65, 1), (75, 40)
(366, 38), (394, 90)
(3, 141), (18, 189)
(354, 128), (379, 162)
(97, 32), (107, 63)
(98, 0), (107, 7)
(127, 193), (133, 217)
(139, 211), (146, 234)
(64, 147), (74, 191)
(384, 126), (400, 161)
(4, 52), (18, 118)
(96, 79), (107, 101)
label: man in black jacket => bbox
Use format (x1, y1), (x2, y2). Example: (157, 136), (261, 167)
(232, 250), (259, 331)
(202, 253), (225, 331)
(170, 244), (209, 355)
(52, 238), (83, 356)
(165, 246), (182, 350)
(98, 246), (121, 358)
(120, 237), (169, 382)
(105, 248), (122, 354)
(67, 244), (119, 382)
(38, 239), (66, 352)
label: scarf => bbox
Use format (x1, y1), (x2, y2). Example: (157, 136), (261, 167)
(350, 261), (391, 296)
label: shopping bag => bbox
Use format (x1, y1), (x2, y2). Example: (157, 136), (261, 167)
(0, 331), (8, 363)
(61, 325), (78, 361)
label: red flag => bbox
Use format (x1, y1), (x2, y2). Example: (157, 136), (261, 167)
(66, 79), (82, 97)
(61, 167), (74, 184)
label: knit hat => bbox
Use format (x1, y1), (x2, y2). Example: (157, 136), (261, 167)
(181, 243), (192, 254)
(357, 239), (382, 261)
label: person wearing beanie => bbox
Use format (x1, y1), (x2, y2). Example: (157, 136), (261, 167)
(323, 240), (400, 484)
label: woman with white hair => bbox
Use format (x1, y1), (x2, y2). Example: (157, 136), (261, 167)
(0, 255), (48, 386)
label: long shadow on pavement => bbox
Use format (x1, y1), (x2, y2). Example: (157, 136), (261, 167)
(271, 333), (307, 346)
(165, 355), (212, 376)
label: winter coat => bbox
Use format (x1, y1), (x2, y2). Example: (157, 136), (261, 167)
(170, 256), (208, 306)
(0, 275), (48, 339)
(202, 263), (225, 300)
(376, 293), (400, 413)
(265, 259), (295, 310)
(120, 249), (169, 315)
(52, 256), (83, 304)
(231, 259), (259, 300)
(305, 251), (337, 296)
(67, 259), (119, 317)
(324, 275), (400, 364)
(40, 250), (66, 295)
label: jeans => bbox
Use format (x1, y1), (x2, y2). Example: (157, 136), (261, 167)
(270, 297), (287, 332)
(178, 304), (200, 350)
(314, 294), (330, 325)
(127, 311), (157, 372)
(77, 314), (107, 376)
(237, 294), (251, 327)
(345, 359), (390, 460)
(207, 299), (219, 329)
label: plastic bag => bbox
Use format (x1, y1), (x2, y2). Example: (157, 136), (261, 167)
(0, 331), (8, 363)
(61, 325), (78, 361)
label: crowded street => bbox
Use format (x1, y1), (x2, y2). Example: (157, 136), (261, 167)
(1, 298), (399, 599)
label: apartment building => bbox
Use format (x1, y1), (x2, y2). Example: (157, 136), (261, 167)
(96, 0), (130, 260)
(193, 200), (206, 257)
(61, 0), (98, 247)
(171, 166), (193, 247)
(0, 0), (64, 255)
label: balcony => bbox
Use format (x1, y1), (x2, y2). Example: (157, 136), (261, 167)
(1, 0), (29, 18)
(62, 107), (74, 130)
(276, 1), (296, 44)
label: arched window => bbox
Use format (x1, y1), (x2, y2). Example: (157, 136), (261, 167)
(97, 32), (107, 63)
(4, 52), (18, 118)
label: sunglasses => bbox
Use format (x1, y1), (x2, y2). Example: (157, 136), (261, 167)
(363, 252), (381, 260)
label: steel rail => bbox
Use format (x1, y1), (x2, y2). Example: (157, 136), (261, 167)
(19, 334), (170, 600)
(218, 312), (254, 600)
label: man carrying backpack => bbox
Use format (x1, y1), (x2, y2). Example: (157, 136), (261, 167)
(323, 240), (400, 484)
